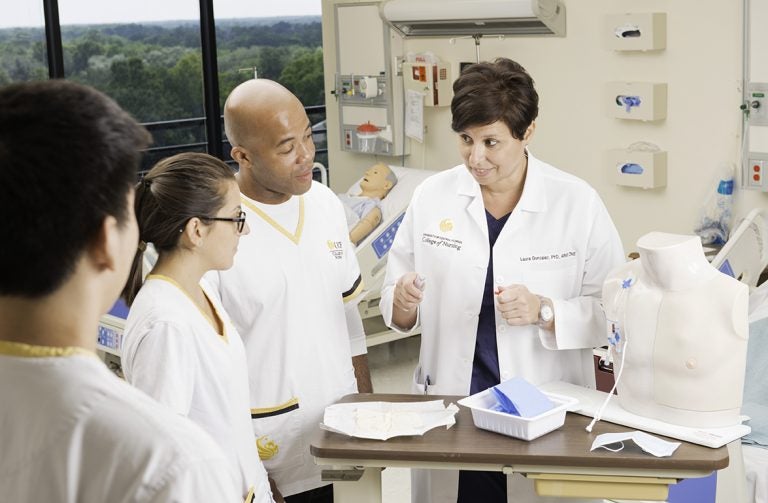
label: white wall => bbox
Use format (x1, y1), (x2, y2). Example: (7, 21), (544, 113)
(322, 0), (768, 252)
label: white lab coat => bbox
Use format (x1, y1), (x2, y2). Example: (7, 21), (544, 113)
(380, 154), (625, 502)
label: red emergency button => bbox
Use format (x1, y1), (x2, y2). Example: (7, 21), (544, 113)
(754, 165), (761, 172)
(755, 173), (761, 182)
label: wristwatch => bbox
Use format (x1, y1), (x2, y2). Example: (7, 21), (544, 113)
(537, 296), (554, 327)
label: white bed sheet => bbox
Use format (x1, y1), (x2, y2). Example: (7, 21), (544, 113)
(744, 299), (768, 503)
(744, 445), (768, 503)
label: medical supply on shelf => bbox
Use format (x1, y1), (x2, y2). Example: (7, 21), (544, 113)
(356, 122), (381, 153)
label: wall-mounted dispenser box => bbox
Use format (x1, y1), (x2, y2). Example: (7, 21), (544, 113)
(606, 13), (666, 51)
(605, 148), (667, 189)
(607, 82), (667, 121)
(403, 62), (453, 107)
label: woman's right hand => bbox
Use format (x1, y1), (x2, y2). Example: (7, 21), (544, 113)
(391, 273), (425, 330)
(393, 272), (425, 313)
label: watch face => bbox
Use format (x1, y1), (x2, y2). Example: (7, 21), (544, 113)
(540, 304), (554, 322)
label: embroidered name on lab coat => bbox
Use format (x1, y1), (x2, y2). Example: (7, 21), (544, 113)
(421, 232), (462, 251)
(519, 250), (576, 262)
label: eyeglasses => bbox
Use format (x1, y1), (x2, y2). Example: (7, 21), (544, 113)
(199, 210), (246, 233)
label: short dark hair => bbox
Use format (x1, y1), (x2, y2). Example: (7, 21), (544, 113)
(122, 152), (236, 305)
(0, 80), (151, 297)
(451, 58), (539, 140)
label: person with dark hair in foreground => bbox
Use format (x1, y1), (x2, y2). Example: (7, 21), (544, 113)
(0, 81), (241, 502)
(381, 58), (625, 503)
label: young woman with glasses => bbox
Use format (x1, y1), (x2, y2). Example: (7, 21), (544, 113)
(121, 152), (276, 503)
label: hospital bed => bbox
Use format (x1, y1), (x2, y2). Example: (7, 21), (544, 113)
(715, 207), (768, 503)
(663, 209), (768, 503)
(714, 208), (768, 503)
(663, 209), (767, 503)
(345, 165), (437, 346)
(96, 247), (158, 372)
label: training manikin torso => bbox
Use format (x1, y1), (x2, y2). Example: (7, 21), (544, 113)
(603, 232), (749, 428)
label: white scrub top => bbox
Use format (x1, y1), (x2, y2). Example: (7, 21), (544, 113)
(123, 276), (273, 503)
(208, 181), (366, 497)
(380, 153), (626, 503)
(0, 342), (241, 503)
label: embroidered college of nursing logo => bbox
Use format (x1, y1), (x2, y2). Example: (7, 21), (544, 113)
(326, 239), (344, 259)
(439, 219), (453, 232)
(257, 435), (279, 460)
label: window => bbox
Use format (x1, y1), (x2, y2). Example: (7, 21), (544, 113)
(4, 0), (327, 177)
(213, 1), (327, 172)
(0, 1), (47, 84)
(58, 0), (207, 171)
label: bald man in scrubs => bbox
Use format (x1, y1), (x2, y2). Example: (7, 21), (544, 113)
(208, 79), (372, 503)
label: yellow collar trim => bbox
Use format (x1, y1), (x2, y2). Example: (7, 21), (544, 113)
(241, 195), (304, 245)
(0, 340), (95, 358)
(145, 274), (228, 342)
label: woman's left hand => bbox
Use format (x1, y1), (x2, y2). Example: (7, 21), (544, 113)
(495, 284), (539, 325)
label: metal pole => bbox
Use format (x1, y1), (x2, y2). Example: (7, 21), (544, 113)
(43, 0), (65, 78)
(199, 0), (223, 159)
(740, 0), (751, 187)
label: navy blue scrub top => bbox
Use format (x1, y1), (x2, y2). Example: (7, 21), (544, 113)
(458, 210), (511, 503)
(470, 210), (511, 395)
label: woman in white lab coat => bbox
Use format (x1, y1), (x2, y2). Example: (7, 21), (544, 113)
(121, 153), (276, 503)
(380, 58), (626, 503)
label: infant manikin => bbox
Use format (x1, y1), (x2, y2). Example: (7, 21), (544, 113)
(603, 232), (748, 428)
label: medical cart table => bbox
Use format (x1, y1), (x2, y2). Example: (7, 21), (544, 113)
(310, 393), (729, 502)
